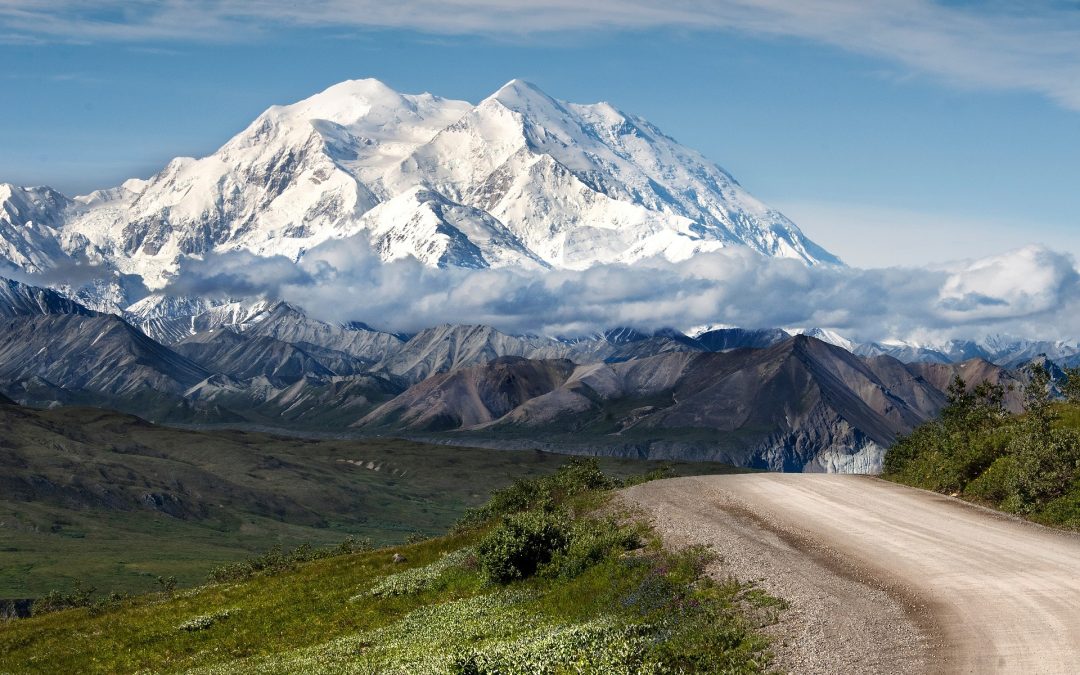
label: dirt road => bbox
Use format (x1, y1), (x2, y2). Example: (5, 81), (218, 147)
(622, 474), (1080, 674)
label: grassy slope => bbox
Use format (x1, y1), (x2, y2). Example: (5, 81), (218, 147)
(883, 401), (1080, 529)
(0, 404), (742, 597)
(0, 471), (779, 674)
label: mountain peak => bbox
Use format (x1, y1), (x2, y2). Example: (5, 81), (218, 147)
(486, 78), (561, 113)
(492, 78), (545, 96)
(0, 78), (841, 307)
(269, 78), (412, 125)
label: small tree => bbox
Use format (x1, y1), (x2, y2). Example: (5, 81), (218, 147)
(941, 375), (1006, 436)
(156, 576), (177, 594)
(1062, 366), (1080, 404)
(1023, 364), (1055, 441)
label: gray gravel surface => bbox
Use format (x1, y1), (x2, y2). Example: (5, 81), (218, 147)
(622, 474), (1080, 674)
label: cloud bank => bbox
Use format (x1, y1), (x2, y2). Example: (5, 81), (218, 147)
(3, 1), (1080, 111)
(161, 235), (1080, 343)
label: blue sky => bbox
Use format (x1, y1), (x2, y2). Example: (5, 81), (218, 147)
(1, 1), (1078, 267)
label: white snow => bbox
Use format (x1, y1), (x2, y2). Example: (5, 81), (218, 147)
(0, 78), (840, 311)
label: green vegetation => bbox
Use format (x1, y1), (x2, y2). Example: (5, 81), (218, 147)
(884, 365), (1080, 527)
(0, 459), (780, 674)
(0, 404), (741, 596)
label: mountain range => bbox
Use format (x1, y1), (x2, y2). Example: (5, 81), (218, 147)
(0, 273), (1044, 472)
(0, 78), (1070, 473)
(0, 78), (838, 314)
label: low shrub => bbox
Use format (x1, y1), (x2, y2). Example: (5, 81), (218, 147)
(178, 609), (234, 632)
(364, 548), (475, 598)
(964, 454), (1016, 503)
(547, 517), (643, 579)
(455, 458), (617, 531)
(477, 510), (569, 584)
(208, 536), (374, 583)
(32, 579), (96, 615)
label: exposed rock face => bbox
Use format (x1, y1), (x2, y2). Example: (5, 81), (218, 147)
(0, 276), (95, 318)
(0, 275), (1030, 472)
(361, 356), (577, 430)
(0, 314), (208, 398)
(694, 327), (790, 352)
(359, 336), (1013, 472)
(374, 325), (575, 382)
(174, 328), (336, 387)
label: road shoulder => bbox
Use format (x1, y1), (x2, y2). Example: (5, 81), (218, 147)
(620, 477), (934, 674)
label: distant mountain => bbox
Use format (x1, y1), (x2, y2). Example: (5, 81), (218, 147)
(358, 335), (1018, 472)
(0, 78), (838, 311)
(242, 302), (405, 364)
(854, 335), (1080, 369)
(791, 327), (857, 352)
(694, 327), (790, 352)
(0, 276), (96, 317)
(127, 297), (406, 366)
(125, 295), (276, 343)
(174, 328), (336, 387)
(0, 185), (75, 275)
(375, 324), (573, 382)
(0, 276), (1050, 471)
(0, 313), (209, 403)
(0, 279), (224, 417)
(853, 341), (954, 365)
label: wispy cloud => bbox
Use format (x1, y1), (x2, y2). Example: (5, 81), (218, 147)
(3, 1), (1080, 109)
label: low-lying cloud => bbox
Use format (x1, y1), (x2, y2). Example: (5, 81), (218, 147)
(162, 235), (1080, 344)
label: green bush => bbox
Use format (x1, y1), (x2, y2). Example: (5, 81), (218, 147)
(1006, 428), (1080, 512)
(455, 458), (619, 531)
(33, 579), (96, 615)
(1035, 488), (1080, 528)
(1063, 367), (1080, 404)
(477, 510), (570, 584)
(883, 371), (1080, 528)
(964, 454), (1016, 503)
(548, 518), (643, 579)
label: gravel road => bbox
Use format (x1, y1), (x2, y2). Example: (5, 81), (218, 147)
(621, 474), (1080, 674)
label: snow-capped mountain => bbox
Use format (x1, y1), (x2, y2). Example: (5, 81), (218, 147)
(789, 327), (857, 352)
(0, 185), (75, 275)
(807, 329), (1080, 368)
(0, 78), (838, 311)
(0, 276), (96, 318)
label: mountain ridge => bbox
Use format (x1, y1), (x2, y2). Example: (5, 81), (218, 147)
(0, 78), (838, 312)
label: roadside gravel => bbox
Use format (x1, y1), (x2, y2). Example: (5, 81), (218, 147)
(623, 473), (1080, 674)
(622, 476), (933, 674)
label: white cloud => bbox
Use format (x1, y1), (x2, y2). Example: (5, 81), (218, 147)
(161, 235), (1080, 342)
(3, 1), (1080, 109)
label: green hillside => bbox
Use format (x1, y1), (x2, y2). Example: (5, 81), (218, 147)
(0, 402), (742, 597)
(883, 368), (1080, 528)
(0, 461), (779, 674)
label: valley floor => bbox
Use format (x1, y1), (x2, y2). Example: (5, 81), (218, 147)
(623, 474), (1080, 674)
